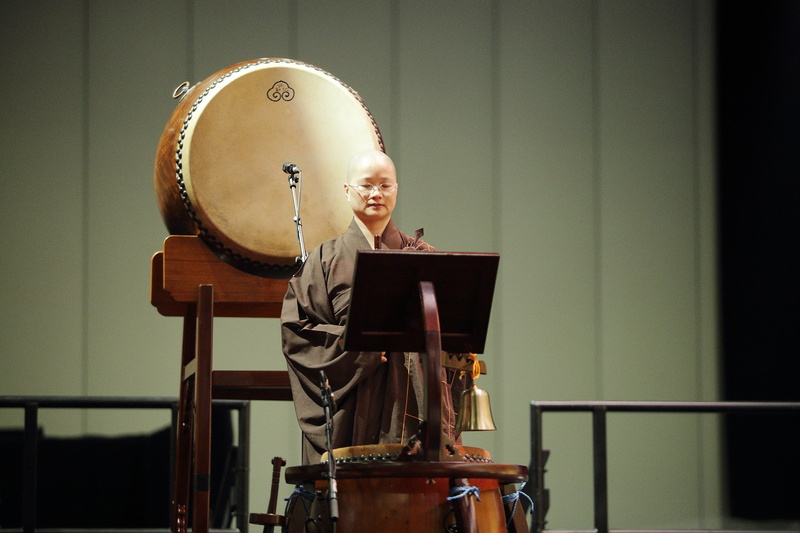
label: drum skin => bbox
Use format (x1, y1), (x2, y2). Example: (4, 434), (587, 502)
(322, 443), (494, 464)
(154, 58), (384, 272)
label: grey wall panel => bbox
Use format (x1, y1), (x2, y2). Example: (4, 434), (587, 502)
(394, 0), (495, 252)
(496, 2), (599, 525)
(0, 0), (719, 528)
(0, 1), (85, 434)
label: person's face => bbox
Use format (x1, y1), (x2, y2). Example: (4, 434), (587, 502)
(344, 154), (398, 224)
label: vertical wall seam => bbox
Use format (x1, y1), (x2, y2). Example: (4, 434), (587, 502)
(490, 0), (502, 273)
(691, 0), (706, 524)
(592, 1), (603, 400)
(187, 0), (195, 81)
(288, 0), (299, 60)
(490, 0), (503, 456)
(388, 0), (400, 155)
(81, 0), (91, 433)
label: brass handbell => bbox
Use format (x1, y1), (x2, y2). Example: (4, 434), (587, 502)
(454, 355), (496, 432)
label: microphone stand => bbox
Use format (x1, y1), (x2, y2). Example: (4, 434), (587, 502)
(319, 370), (339, 528)
(287, 168), (308, 263)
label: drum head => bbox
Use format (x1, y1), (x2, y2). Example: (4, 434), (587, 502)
(321, 444), (493, 464)
(154, 58), (384, 273)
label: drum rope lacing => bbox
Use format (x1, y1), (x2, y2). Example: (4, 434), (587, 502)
(501, 481), (535, 528)
(446, 482), (533, 530)
(174, 58), (386, 273)
(283, 485), (315, 511)
(283, 484), (318, 530)
(446, 485), (481, 502)
(443, 485), (481, 532)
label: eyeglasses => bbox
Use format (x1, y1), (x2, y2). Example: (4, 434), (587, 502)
(348, 183), (398, 195)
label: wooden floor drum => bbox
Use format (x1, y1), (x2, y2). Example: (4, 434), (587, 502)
(154, 58), (384, 273)
(284, 444), (528, 533)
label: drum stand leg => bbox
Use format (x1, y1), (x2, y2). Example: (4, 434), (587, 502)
(172, 285), (214, 533)
(502, 483), (529, 533)
(192, 284), (214, 533)
(173, 304), (196, 533)
(450, 478), (478, 533)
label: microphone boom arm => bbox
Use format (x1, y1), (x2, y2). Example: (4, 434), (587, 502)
(285, 164), (308, 263)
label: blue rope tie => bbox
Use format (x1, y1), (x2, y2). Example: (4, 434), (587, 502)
(284, 484), (315, 516)
(501, 481), (534, 514)
(447, 485), (482, 502)
(283, 485), (317, 525)
(285, 484), (316, 503)
(500, 482), (534, 529)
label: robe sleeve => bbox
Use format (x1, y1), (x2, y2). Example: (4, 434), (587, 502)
(280, 241), (383, 461)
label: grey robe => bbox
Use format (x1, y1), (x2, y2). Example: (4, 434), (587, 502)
(281, 218), (461, 464)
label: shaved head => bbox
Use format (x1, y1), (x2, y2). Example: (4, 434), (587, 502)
(347, 149), (396, 184)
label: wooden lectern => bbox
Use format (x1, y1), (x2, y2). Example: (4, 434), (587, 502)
(342, 249), (500, 462)
(150, 235), (293, 533)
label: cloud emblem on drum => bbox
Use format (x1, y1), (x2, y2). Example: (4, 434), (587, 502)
(267, 80), (295, 102)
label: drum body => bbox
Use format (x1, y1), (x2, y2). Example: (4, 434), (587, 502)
(285, 477), (505, 533)
(154, 58), (384, 272)
(284, 445), (525, 533)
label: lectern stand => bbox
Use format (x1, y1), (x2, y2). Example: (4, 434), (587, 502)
(343, 249), (499, 461)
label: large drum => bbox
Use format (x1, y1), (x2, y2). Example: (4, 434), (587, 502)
(283, 444), (528, 533)
(154, 58), (384, 274)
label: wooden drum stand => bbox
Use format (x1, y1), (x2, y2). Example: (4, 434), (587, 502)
(150, 235), (292, 533)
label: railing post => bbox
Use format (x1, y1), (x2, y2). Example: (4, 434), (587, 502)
(237, 401), (251, 532)
(592, 405), (609, 533)
(23, 402), (38, 533)
(528, 403), (544, 533)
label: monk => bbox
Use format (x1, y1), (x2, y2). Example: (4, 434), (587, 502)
(281, 149), (464, 464)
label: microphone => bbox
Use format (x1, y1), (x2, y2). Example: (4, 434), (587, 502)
(319, 370), (336, 412)
(282, 162), (300, 175)
(319, 369), (339, 522)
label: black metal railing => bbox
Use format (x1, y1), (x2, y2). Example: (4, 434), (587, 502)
(0, 396), (251, 533)
(526, 401), (800, 533)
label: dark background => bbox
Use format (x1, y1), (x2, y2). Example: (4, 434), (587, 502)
(717, 0), (800, 520)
